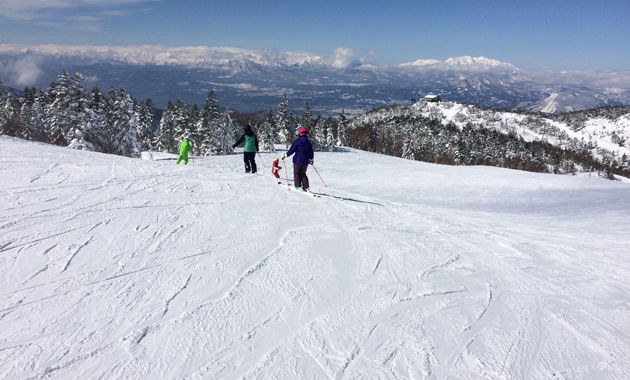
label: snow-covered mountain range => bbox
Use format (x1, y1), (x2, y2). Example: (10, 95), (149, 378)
(1, 135), (630, 378)
(1, 44), (629, 113)
(0, 45), (520, 71)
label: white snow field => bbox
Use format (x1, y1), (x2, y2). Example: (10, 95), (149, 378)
(1, 135), (630, 379)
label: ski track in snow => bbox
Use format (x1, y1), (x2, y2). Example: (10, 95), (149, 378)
(1, 136), (630, 379)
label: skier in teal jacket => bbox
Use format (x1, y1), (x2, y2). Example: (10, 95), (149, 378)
(232, 124), (259, 173)
(176, 137), (193, 165)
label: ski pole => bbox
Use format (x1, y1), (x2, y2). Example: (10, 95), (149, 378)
(310, 164), (327, 187)
(282, 157), (290, 189)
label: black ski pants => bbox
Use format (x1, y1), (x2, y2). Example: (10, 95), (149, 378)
(244, 152), (257, 173)
(293, 163), (309, 189)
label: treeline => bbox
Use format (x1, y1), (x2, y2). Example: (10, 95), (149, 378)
(0, 72), (350, 157)
(348, 111), (630, 179)
(2, 70), (628, 179)
(231, 93), (349, 153)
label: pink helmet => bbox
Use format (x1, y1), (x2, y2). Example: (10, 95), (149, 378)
(298, 127), (308, 136)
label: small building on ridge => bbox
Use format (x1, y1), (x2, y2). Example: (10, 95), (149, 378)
(423, 94), (441, 102)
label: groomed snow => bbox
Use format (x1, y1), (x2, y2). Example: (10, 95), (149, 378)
(1, 136), (630, 379)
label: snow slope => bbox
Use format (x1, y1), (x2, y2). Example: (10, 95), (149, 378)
(1, 136), (630, 379)
(527, 92), (605, 114)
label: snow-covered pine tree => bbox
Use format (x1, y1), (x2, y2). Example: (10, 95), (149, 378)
(136, 99), (157, 151)
(453, 128), (469, 165)
(259, 108), (276, 152)
(111, 89), (140, 157)
(154, 101), (175, 153)
(401, 125), (415, 160)
(258, 122), (271, 152)
(18, 87), (35, 139)
(312, 115), (326, 151)
(289, 110), (298, 142)
(81, 87), (108, 153)
(0, 84), (7, 135)
(44, 71), (72, 146)
(196, 108), (210, 156)
(42, 71), (89, 148)
(336, 109), (348, 146)
(275, 91), (292, 146)
(189, 104), (201, 152)
(217, 107), (235, 155)
(172, 99), (191, 151)
(66, 73), (94, 151)
(198, 91), (221, 155)
(302, 102), (312, 131)
(29, 89), (47, 142)
(0, 88), (18, 136)
(96, 87), (120, 154)
(324, 114), (335, 151)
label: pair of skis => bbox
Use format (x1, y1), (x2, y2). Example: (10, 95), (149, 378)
(279, 157), (327, 198)
(289, 185), (321, 198)
(277, 181), (321, 197)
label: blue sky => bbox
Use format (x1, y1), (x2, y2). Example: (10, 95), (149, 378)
(1, 0), (629, 70)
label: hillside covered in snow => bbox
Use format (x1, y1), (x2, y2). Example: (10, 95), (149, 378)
(1, 136), (630, 379)
(349, 100), (630, 178)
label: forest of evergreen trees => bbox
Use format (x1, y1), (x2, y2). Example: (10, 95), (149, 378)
(0, 72), (348, 158)
(1, 70), (628, 179)
(1, 71), (154, 157)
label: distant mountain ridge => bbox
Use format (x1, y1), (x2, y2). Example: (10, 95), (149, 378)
(1, 44), (629, 114)
(401, 56), (519, 71)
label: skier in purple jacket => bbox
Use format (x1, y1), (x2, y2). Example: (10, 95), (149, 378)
(283, 127), (314, 191)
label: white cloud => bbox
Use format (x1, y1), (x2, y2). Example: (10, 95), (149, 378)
(0, 0), (159, 32)
(0, 44), (332, 68)
(399, 59), (441, 68)
(82, 74), (99, 83)
(0, 0), (157, 20)
(327, 48), (371, 70)
(529, 70), (630, 89)
(205, 82), (257, 91)
(0, 55), (44, 87)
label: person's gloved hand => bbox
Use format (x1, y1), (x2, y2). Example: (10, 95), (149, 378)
(232, 144), (236, 149)
(281, 154), (286, 160)
(309, 159), (314, 165)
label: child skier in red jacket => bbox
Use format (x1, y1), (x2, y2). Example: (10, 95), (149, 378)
(271, 158), (282, 178)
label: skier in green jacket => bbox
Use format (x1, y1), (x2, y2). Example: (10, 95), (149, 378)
(176, 137), (193, 165)
(232, 123), (259, 173)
